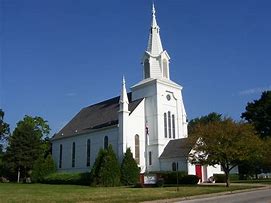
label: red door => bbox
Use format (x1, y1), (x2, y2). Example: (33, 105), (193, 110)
(195, 165), (202, 180)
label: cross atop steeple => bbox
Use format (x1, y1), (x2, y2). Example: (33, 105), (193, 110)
(151, 3), (158, 28)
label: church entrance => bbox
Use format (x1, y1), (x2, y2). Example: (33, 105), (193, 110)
(195, 165), (202, 181)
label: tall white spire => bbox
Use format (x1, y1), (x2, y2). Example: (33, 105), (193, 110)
(119, 76), (129, 112)
(142, 3), (170, 80)
(147, 3), (163, 56)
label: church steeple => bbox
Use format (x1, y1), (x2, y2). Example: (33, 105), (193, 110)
(119, 76), (129, 112)
(147, 3), (163, 56)
(142, 3), (171, 80)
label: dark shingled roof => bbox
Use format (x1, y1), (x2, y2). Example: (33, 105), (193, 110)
(159, 138), (193, 159)
(52, 93), (143, 140)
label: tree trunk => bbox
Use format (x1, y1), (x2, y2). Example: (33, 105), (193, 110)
(225, 171), (230, 187)
(17, 168), (20, 183)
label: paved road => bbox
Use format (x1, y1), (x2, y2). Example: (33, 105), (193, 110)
(177, 188), (271, 203)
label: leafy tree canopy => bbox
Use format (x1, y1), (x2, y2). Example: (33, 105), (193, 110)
(189, 116), (263, 187)
(5, 115), (50, 182)
(0, 109), (10, 142)
(188, 112), (222, 133)
(241, 91), (271, 139)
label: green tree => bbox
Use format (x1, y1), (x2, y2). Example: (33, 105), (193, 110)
(188, 112), (222, 133)
(262, 138), (271, 172)
(189, 117), (263, 187)
(241, 91), (271, 139)
(90, 148), (106, 185)
(99, 145), (120, 186)
(0, 109), (10, 148)
(31, 154), (56, 182)
(121, 148), (140, 185)
(5, 115), (50, 182)
(90, 145), (120, 186)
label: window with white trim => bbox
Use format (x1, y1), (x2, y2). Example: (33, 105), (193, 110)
(168, 111), (171, 138)
(164, 113), (167, 138)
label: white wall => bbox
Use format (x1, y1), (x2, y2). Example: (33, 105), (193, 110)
(160, 158), (188, 172)
(188, 162), (224, 182)
(131, 78), (188, 172)
(126, 100), (146, 172)
(52, 126), (119, 173)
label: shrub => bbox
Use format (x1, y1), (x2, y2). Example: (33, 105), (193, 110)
(229, 173), (239, 181)
(214, 174), (226, 183)
(156, 178), (164, 187)
(180, 175), (199, 184)
(31, 154), (56, 182)
(121, 148), (140, 186)
(90, 148), (106, 185)
(42, 172), (91, 185)
(91, 145), (121, 186)
(156, 171), (187, 184)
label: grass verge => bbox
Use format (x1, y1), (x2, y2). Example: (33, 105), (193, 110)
(0, 183), (261, 203)
(231, 179), (271, 185)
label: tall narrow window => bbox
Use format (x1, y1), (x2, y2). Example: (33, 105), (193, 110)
(149, 151), (152, 165)
(163, 59), (168, 78)
(135, 135), (140, 164)
(59, 144), (62, 169)
(172, 114), (176, 139)
(172, 162), (177, 171)
(72, 142), (75, 168)
(168, 111), (171, 138)
(104, 136), (108, 150)
(87, 139), (91, 167)
(164, 113), (167, 138)
(144, 59), (150, 79)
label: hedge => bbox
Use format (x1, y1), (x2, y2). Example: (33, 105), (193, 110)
(180, 175), (199, 184)
(156, 171), (187, 184)
(213, 174), (226, 183)
(155, 171), (198, 184)
(42, 172), (91, 185)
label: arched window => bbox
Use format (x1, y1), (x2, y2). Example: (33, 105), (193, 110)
(59, 144), (62, 169)
(135, 135), (140, 164)
(104, 136), (108, 150)
(168, 111), (171, 138)
(163, 59), (168, 78)
(72, 142), (75, 167)
(172, 162), (177, 171)
(164, 113), (167, 138)
(87, 139), (91, 167)
(144, 59), (150, 79)
(172, 114), (176, 139)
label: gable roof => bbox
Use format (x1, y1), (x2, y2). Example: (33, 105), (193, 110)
(159, 138), (193, 159)
(52, 93), (143, 140)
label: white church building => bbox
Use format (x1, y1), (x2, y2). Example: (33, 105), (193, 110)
(51, 4), (223, 182)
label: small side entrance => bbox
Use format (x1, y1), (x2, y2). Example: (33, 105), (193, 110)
(195, 164), (202, 181)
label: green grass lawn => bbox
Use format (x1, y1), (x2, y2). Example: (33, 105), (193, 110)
(0, 183), (261, 203)
(231, 179), (271, 185)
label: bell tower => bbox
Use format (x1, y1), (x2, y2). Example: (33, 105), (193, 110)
(131, 4), (188, 172)
(142, 4), (170, 80)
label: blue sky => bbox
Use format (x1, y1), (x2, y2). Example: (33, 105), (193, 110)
(1, 0), (271, 136)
